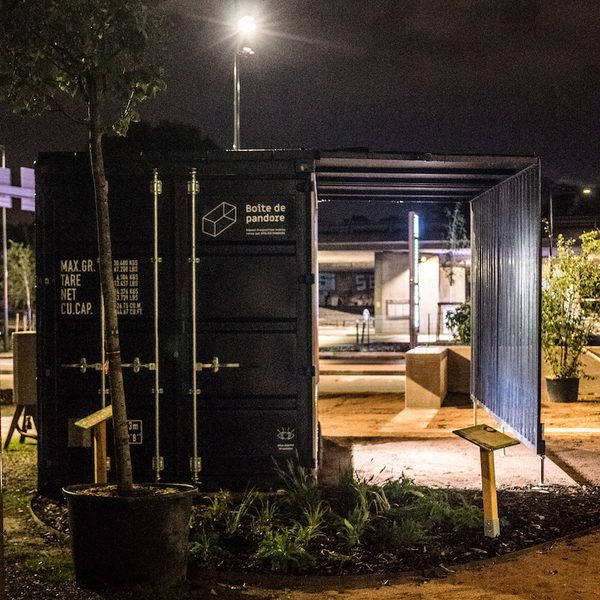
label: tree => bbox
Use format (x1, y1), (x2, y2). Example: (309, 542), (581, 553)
(7, 240), (35, 326)
(0, 0), (170, 495)
(104, 119), (220, 155)
(441, 203), (469, 286)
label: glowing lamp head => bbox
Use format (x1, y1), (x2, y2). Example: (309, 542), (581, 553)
(237, 16), (256, 34)
(583, 188), (592, 196)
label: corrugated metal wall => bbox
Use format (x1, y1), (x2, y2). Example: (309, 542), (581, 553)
(471, 164), (543, 453)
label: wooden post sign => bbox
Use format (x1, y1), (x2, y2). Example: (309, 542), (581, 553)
(453, 424), (519, 538)
(74, 405), (113, 484)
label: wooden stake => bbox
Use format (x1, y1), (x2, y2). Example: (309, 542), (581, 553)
(480, 447), (500, 537)
(93, 421), (108, 484)
(454, 423), (518, 538)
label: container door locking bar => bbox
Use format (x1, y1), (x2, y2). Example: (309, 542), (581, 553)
(61, 358), (103, 373)
(61, 357), (155, 373)
(195, 356), (240, 374)
(121, 357), (156, 372)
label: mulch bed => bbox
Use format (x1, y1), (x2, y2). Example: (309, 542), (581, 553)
(32, 484), (600, 576)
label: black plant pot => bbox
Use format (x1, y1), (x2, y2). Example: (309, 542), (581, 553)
(63, 483), (197, 589)
(546, 377), (580, 403)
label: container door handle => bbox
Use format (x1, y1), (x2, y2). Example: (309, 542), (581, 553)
(60, 357), (103, 374)
(195, 356), (240, 374)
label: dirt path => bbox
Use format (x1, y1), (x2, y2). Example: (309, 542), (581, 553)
(200, 528), (600, 599)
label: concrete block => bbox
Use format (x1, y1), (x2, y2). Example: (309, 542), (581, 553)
(447, 346), (471, 393)
(405, 346), (448, 408)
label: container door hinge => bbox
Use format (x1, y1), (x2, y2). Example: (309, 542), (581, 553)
(190, 457), (202, 473)
(152, 456), (165, 472)
(150, 178), (162, 195)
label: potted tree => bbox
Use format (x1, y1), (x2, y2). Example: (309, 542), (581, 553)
(0, 0), (196, 589)
(542, 232), (600, 403)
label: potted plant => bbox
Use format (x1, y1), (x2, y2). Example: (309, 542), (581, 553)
(542, 232), (600, 402)
(0, 0), (196, 589)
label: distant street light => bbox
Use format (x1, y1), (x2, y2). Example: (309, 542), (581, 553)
(233, 15), (256, 150)
(549, 184), (596, 256)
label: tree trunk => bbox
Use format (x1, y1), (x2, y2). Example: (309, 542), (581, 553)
(88, 83), (133, 496)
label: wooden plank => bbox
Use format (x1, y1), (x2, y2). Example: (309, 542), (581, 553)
(480, 448), (500, 537)
(74, 405), (113, 430)
(93, 421), (108, 484)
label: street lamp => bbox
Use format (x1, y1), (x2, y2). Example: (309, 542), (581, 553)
(549, 184), (596, 256)
(0, 146), (7, 351)
(233, 15), (256, 150)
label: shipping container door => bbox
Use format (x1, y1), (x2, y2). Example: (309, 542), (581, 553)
(185, 153), (318, 489)
(37, 154), (178, 497)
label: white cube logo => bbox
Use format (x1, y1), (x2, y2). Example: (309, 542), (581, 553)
(202, 202), (237, 237)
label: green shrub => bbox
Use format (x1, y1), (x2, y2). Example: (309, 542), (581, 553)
(188, 526), (225, 567)
(223, 489), (258, 535)
(251, 497), (279, 538)
(200, 490), (233, 522)
(273, 458), (321, 516)
(381, 476), (425, 505)
(371, 515), (427, 549)
(189, 471), (485, 574)
(251, 526), (315, 573)
(446, 301), (471, 344)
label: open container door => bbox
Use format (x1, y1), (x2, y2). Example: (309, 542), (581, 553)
(471, 162), (543, 453)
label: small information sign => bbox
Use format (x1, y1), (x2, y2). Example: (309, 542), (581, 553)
(453, 423), (520, 538)
(128, 420), (143, 445)
(453, 424), (520, 452)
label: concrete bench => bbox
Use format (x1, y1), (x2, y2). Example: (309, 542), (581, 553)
(405, 345), (471, 407)
(405, 346), (448, 408)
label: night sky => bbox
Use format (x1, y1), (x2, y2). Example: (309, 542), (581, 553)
(2, 0), (599, 191)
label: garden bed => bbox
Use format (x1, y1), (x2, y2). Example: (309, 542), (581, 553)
(31, 465), (600, 577)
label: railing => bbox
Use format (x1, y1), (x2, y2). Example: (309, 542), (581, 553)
(318, 313), (457, 344)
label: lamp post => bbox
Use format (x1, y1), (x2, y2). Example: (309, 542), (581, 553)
(233, 15), (256, 150)
(408, 211), (420, 348)
(0, 146), (7, 351)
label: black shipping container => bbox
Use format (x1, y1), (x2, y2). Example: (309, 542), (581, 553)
(36, 150), (319, 498)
